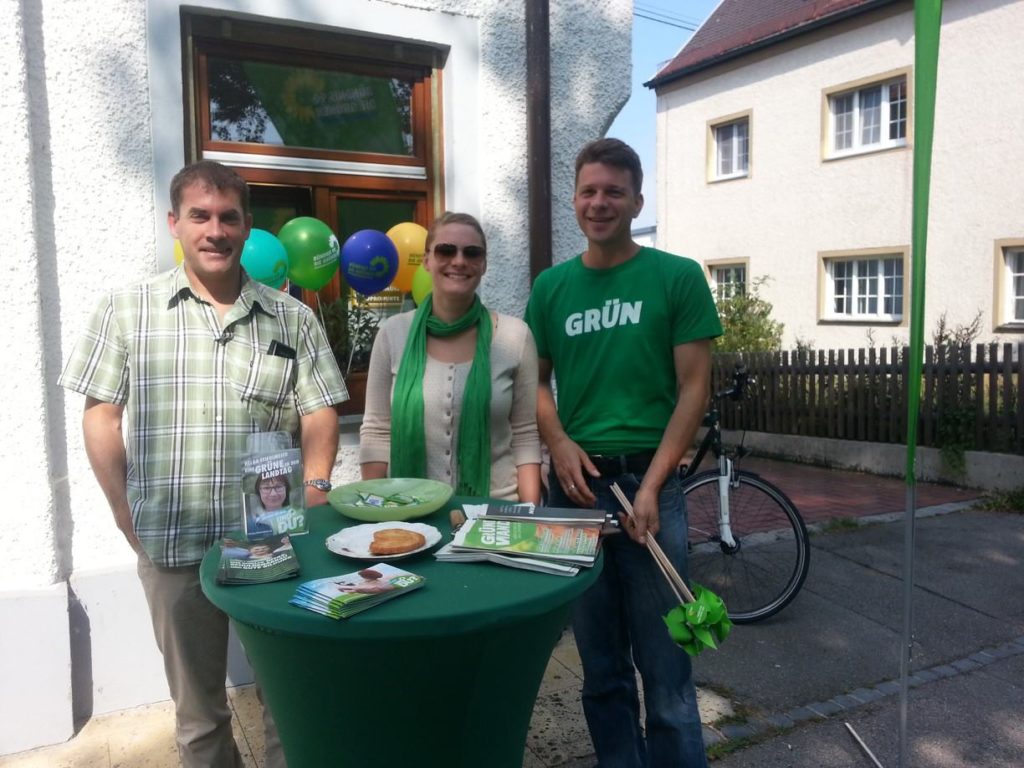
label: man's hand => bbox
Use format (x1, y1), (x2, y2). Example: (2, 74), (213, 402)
(83, 397), (144, 555)
(536, 357), (601, 507)
(619, 484), (660, 544)
(549, 435), (600, 507)
(113, 504), (145, 555)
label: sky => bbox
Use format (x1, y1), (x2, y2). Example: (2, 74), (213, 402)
(607, 0), (722, 230)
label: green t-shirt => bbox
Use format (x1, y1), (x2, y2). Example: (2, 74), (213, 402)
(525, 247), (722, 454)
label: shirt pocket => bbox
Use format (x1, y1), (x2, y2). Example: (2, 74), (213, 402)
(228, 351), (300, 434)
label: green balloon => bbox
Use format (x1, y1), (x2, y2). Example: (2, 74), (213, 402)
(279, 217), (340, 291)
(411, 264), (433, 305)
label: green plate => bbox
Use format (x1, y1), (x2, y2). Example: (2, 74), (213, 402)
(327, 478), (454, 522)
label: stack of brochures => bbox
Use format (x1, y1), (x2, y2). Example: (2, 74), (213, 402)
(289, 563), (425, 619)
(216, 533), (300, 585)
(436, 504), (608, 577)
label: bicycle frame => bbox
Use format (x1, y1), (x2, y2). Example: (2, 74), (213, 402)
(682, 366), (810, 622)
(683, 368), (750, 551)
(685, 410), (738, 550)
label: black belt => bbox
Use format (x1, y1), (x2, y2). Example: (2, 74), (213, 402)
(587, 452), (656, 477)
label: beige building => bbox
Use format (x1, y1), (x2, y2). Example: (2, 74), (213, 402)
(647, 0), (1024, 350)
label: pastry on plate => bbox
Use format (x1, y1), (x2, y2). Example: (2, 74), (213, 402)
(369, 528), (427, 556)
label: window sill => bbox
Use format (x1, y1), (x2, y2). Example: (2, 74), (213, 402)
(818, 317), (903, 326)
(708, 172), (749, 184)
(824, 141), (908, 162)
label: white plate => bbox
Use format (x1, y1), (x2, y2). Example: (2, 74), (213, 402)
(326, 522), (442, 560)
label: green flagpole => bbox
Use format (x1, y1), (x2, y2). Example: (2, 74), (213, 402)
(899, 2), (942, 766)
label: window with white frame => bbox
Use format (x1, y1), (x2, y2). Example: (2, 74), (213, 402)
(713, 118), (749, 180)
(828, 75), (907, 157)
(1005, 247), (1024, 323)
(825, 255), (904, 321)
(712, 263), (746, 300)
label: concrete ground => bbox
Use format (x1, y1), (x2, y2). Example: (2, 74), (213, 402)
(2, 458), (998, 767)
(703, 504), (1024, 768)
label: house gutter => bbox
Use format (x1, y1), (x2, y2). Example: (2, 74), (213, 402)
(526, 0), (552, 282)
(645, 0), (904, 90)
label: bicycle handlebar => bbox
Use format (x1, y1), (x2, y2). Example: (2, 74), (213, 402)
(714, 365), (749, 403)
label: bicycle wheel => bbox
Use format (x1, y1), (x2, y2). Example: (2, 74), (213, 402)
(683, 469), (809, 623)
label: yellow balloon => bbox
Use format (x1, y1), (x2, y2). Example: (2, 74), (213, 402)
(411, 264), (433, 306)
(386, 222), (428, 294)
(173, 240), (184, 265)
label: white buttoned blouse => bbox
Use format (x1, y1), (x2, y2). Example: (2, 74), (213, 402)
(358, 309), (541, 500)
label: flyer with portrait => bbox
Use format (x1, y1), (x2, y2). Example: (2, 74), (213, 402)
(241, 447), (306, 538)
(216, 532), (300, 585)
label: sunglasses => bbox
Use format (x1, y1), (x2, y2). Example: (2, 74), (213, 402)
(432, 243), (486, 260)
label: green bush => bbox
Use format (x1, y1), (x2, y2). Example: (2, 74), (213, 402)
(715, 276), (783, 353)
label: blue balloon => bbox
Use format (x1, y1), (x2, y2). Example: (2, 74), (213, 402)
(242, 228), (289, 288)
(341, 230), (399, 296)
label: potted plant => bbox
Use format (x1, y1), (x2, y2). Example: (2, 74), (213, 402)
(319, 292), (384, 415)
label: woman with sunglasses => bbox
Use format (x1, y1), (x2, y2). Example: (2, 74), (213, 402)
(360, 212), (541, 503)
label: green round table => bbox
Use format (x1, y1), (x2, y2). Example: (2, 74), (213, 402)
(200, 499), (602, 768)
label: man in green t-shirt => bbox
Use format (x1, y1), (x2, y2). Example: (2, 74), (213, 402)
(525, 138), (721, 767)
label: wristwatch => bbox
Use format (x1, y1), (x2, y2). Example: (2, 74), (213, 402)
(304, 479), (332, 492)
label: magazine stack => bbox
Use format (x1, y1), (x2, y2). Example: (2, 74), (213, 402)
(216, 533), (300, 585)
(290, 563), (425, 619)
(436, 503), (608, 577)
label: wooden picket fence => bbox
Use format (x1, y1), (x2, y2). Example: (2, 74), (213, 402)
(711, 344), (1024, 454)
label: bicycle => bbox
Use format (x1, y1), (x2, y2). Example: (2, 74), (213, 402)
(682, 367), (810, 623)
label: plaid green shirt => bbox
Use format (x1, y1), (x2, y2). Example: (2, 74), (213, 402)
(60, 267), (347, 566)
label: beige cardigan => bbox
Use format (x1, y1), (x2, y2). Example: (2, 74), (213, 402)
(359, 310), (541, 500)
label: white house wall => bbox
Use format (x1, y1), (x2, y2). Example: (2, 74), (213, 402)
(655, 0), (1024, 351)
(3, 0), (631, 754)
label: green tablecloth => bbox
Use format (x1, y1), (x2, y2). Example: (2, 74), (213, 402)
(201, 499), (602, 768)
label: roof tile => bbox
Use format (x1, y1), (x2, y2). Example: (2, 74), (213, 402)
(647, 0), (899, 87)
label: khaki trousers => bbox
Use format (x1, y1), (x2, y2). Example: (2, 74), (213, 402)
(137, 555), (285, 768)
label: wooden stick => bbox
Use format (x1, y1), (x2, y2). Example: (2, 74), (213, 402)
(648, 534), (695, 604)
(646, 540), (687, 605)
(611, 485), (692, 602)
(610, 483), (695, 603)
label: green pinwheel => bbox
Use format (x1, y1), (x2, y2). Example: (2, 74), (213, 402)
(663, 582), (732, 657)
(610, 483), (732, 657)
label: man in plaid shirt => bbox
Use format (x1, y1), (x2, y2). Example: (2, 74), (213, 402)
(60, 161), (347, 767)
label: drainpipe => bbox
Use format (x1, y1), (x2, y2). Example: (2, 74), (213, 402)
(526, 0), (552, 283)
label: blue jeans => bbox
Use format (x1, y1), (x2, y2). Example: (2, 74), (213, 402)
(549, 468), (708, 768)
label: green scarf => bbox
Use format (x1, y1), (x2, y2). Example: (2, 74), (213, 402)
(390, 295), (493, 496)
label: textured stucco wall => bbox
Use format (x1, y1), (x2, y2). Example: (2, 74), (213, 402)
(6, 0), (155, 589)
(1, 0), (59, 590)
(549, 0), (633, 266)
(655, 0), (1023, 350)
(49, 0), (158, 578)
